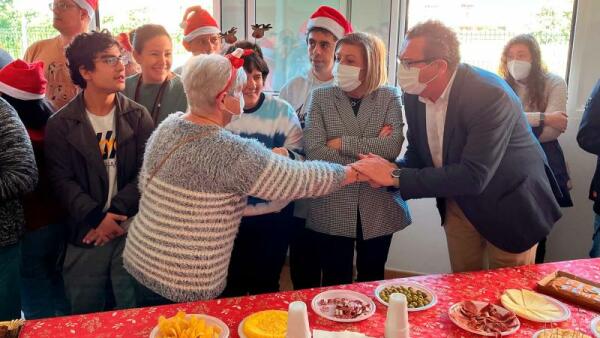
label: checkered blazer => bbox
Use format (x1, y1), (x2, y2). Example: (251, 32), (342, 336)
(304, 85), (412, 240)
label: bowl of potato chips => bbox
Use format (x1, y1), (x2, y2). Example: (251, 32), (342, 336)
(149, 311), (229, 338)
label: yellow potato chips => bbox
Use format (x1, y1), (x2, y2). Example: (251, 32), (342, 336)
(156, 311), (222, 338)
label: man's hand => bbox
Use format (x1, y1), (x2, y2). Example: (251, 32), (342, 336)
(327, 137), (342, 150)
(544, 111), (568, 132)
(272, 147), (289, 157)
(87, 213), (128, 246)
(351, 153), (398, 187)
(379, 124), (393, 137)
(82, 228), (110, 246)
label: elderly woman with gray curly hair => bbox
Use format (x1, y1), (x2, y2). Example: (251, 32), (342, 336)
(123, 49), (366, 305)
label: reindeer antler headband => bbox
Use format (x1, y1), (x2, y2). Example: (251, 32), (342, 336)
(216, 48), (254, 98)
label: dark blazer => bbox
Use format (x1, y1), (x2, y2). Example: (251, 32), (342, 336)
(577, 79), (600, 215)
(395, 63), (561, 253)
(45, 92), (154, 247)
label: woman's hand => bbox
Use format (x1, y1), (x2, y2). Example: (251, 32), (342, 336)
(327, 138), (342, 150)
(272, 147), (289, 157)
(544, 111), (568, 132)
(379, 124), (393, 137)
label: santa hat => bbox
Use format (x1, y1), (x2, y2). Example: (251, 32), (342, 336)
(0, 59), (47, 101)
(73, 0), (98, 29)
(307, 6), (352, 39)
(180, 6), (220, 43)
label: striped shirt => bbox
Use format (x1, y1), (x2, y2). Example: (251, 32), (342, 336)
(123, 113), (345, 302)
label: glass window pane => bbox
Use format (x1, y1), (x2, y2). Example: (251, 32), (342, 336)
(406, 0), (574, 77)
(350, 1), (392, 53)
(221, 0), (246, 43)
(100, 0), (214, 69)
(255, 0), (346, 92)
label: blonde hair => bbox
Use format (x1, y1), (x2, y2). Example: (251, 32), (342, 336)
(336, 32), (387, 96)
(181, 54), (246, 111)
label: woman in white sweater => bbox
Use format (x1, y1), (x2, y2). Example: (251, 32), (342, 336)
(123, 50), (364, 304)
(499, 34), (573, 262)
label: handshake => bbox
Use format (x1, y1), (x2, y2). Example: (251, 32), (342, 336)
(343, 153), (400, 188)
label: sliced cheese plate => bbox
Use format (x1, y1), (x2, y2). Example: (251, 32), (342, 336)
(500, 289), (570, 323)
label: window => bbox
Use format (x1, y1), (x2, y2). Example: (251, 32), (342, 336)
(100, 0), (214, 68)
(405, 0), (575, 77)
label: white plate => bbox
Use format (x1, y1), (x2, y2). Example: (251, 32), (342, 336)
(532, 328), (592, 338)
(237, 317), (248, 338)
(592, 316), (600, 338)
(311, 289), (376, 323)
(374, 281), (437, 312)
(500, 291), (570, 323)
(448, 301), (520, 337)
(149, 313), (229, 338)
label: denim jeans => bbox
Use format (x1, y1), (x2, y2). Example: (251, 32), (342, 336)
(590, 213), (600, 258)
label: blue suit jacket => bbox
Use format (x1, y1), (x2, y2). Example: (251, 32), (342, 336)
(577, 79), (600, 214)
(395, 63), (561, 253)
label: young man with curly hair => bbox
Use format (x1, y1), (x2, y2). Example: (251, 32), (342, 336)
(44, 30), (154, 314)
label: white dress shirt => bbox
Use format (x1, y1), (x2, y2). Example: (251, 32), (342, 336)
(419, 70), (457, 168)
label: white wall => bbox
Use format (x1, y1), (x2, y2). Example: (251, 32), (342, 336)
(385, 0), (600, 273)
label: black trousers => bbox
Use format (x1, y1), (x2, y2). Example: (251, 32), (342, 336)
(300, 214), (393, 287)
(222, 204), (294, 297)
(289, 216), (321, 290)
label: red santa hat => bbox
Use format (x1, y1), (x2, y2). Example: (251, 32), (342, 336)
(307, 6), (353, 39)
(73, 0), (98, 29)
(0, 59), (47, 101)
(180, 6), (220, 43)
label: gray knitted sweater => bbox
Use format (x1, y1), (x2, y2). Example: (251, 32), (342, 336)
(0, 97), (38, 247)
(123, 113), (346, 302)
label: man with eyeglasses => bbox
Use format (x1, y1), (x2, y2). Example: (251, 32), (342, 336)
(44, 30), (153, 314)
(174, 6), (222, 74)
(352, 20), (562, 272)
(24, 0), (98, 111)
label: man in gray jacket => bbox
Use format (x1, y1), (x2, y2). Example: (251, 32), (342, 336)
(45, 30), (153, 314)
(353, 21), (561, 272)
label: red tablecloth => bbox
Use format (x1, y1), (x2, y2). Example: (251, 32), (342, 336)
(20, 258), (600, 338)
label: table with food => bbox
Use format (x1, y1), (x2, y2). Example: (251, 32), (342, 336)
(15, 258), (600, 338)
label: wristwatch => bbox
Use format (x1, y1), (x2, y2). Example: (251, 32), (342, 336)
(539, 112), (545, 128)
(391, 168), (402, 188)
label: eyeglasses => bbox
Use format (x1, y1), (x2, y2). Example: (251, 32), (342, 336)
(398, 58), (436, 68)
(97, 55), (126, 67)
(48, 2), (77, 11)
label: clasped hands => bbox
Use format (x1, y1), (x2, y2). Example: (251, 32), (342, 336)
(83, 212), (128, 246)
(345, 153), (399, 187)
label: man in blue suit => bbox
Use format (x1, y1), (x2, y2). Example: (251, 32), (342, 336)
(353, 21), (561, 272)
(577, 79), (600, 257)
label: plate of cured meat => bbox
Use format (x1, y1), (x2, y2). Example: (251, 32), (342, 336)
(448, 300), (520, 336)
(311, 290), (376, 323)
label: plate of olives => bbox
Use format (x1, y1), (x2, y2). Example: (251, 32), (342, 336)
(374, 282), (437, 312)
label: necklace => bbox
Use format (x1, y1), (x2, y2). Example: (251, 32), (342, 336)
(188, 113), (222, 127)
(134, 74), (170, 124)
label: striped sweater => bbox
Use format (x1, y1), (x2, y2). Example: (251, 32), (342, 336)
(226, 93), (304, 216)
(123, 113), (346, 302)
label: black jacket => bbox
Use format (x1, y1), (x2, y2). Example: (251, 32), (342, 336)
(45, 92), (153, 247)
(396, 64), (562, 253)
(577, 79), (600, 215)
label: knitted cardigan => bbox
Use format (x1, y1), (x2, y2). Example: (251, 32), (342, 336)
(0, 97), (38, 247)
(123, 113), (345, 302)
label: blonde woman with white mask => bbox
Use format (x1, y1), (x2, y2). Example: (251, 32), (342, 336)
(304, 32), (411, 286)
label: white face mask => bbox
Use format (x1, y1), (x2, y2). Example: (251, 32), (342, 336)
(508, 60), (531, 81)
(397, 63), (440, 96)
(334, 63), (362, 92)
(223, 93), (244, 116)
